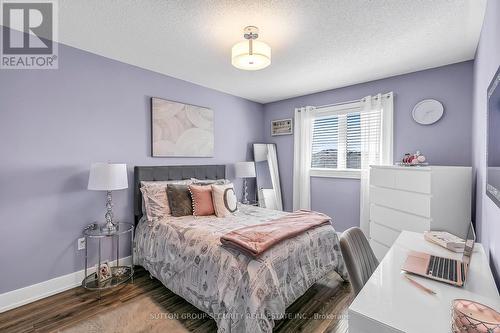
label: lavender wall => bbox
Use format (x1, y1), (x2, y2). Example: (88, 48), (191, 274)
(472, 0), (500, 288)
(0, 39), (264, 293)
(264, 61), (473, 231)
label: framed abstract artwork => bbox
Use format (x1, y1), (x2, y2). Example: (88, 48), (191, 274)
(151, 97), (214, 157)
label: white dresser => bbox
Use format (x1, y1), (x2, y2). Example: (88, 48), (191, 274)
(369, 165), (471, 259)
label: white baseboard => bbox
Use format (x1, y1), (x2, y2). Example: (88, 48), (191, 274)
(0, 256), (132, 313)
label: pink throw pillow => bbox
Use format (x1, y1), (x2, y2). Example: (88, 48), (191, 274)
(189, 185), (215, 216)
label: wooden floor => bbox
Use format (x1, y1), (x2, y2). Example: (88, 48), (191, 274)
(0, 267), (353, 333)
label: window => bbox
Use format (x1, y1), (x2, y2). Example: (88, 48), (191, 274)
(311, 113), (361, 169)
(309, 102), (382, 179)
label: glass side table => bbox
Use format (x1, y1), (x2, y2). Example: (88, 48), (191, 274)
(82, 222), (134, 293)
(239, 201), (259, 207)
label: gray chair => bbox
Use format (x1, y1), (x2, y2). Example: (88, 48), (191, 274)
(339, 227), (379, 295)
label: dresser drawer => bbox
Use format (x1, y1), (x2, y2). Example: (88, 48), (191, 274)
(371, 167), (396, 188)
(370, 222), (400, 247)
(371, 168), (431, 194)
(370, 204), (431, 233)
(370, 186), (431, 218)
(369, 239), (390, 260)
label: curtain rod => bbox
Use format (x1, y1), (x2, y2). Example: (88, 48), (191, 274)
(315, 92), (393, 109)
(315, 98), (361, 109)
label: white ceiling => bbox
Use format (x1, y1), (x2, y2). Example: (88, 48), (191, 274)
(57, 0), (486, 103)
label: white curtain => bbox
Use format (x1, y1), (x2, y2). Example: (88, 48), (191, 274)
(359, 92), (394, 235)
(293, 106), (315, 210)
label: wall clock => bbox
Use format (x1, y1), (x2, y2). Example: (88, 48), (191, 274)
(412, 99), (444, 125)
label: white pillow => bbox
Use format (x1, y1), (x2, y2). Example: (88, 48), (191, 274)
(211, 183), (238, 217)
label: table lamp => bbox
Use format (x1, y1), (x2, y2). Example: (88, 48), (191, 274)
(234, 161), (256, 205)
(88, 163), (128, 232)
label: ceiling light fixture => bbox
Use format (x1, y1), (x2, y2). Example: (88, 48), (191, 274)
(231, 26), (271, 71)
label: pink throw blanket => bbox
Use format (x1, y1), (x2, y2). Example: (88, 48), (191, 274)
(220, 210), (332, 257)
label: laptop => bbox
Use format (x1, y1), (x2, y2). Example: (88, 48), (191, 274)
(401, 223), (475, 287)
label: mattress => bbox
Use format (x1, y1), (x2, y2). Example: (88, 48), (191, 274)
(134, 205), (347, 333)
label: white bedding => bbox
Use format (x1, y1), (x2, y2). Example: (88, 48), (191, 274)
(134, 205), (347, 333)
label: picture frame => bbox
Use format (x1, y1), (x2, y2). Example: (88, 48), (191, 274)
(151, 97), (214, 157)
(95, 262), (112, 282)
(271, 118), (293, 136)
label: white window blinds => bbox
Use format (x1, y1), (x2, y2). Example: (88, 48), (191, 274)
(311, 104), (382, 170)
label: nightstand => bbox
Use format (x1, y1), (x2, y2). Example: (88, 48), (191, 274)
(82, 222), (134, 293)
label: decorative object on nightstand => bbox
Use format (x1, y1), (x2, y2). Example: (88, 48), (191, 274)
(82, 222), (134, 294)
(234, 161), (256, 205)
(88, 163), (128, 232)
(96, 262), (112, 282)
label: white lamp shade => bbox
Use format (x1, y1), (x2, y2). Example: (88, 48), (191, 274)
(88, 163), (128, 191)
(235, 162), (256, 178)
(231, 40), (271, 71)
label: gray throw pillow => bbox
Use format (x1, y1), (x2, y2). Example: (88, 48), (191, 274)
(166, 185), (193, 217)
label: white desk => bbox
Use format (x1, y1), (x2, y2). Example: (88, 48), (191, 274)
(348, 231), (499, 333)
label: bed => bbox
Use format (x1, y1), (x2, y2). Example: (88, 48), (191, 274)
(133, 165), (347, 333)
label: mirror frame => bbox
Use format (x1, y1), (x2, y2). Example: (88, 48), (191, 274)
(253, 143), (283, 211)
(486, 65), (500, 209)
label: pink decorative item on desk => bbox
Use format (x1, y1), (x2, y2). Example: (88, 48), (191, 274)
(452, 299), (500, 332)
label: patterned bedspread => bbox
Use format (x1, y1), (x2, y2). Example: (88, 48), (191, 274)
(134, 205), (347, 333)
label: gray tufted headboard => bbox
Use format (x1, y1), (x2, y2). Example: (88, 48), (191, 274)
(134, 165), (226, 224)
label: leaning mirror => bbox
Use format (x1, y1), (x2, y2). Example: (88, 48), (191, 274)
(487, 66), (500, 209)
(253, 143), (283, 211)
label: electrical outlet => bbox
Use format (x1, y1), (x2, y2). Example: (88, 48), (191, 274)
(77, 237), (86, 250)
